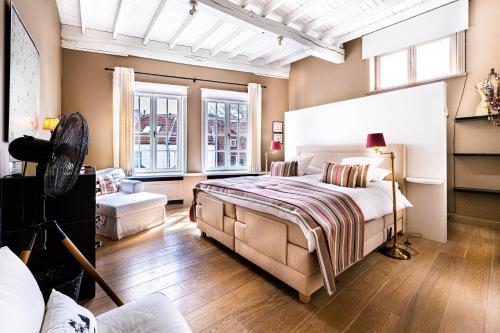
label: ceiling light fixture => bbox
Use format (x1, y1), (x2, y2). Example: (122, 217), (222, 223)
(189, 0), (198, 15)
(278, 36), (284, 47)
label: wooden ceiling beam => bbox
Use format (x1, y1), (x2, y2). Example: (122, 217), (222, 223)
(79, 0), (87, 34)
(143, 0), (170, 45)
(283, 0), (324, 25)
(320, 0), (408, 41)
(261, 0), (287, 17)
(197, 0), (344, 64)
(302, 0), (366, 34)
(112, 0), (126, 39)
(211, 27), (245, 56)
(169, 13), (197, 49)
(191, 19), (224, 52)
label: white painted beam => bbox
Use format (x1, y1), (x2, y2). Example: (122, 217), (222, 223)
(112, 0), (126, 39)
(143, 0), (170, 45)
(191, 19), (223, 53)
(283, 0), (324, 25)
(262, 0), (287, 17)
(61, 25), (290, 78)
(79, 0), (87, 34)
(265, 47), (303, 64)
(334, 0), (457, 44)
(228, 32), (265, 58)
(169, 13), (197, 49)
(196, 0), (344, 63)
(279, 49), (312, 66)
(302, 0), (366, 34)
(246, 40), (277, 61)
(211, 27), (245, 56)
(321, 0), (407, 40)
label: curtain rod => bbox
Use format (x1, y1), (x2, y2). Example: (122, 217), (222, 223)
(104, 68), (267, 89)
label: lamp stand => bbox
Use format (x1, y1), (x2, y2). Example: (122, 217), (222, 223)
(265, 151), (269, 173)
(378, 151), (411, 260)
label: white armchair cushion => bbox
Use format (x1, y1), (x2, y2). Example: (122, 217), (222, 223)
(119, 179), (145, 193)
(41, 290), (97, 333)
(97, 293), (192, 333)
(0, 247), (45, 333)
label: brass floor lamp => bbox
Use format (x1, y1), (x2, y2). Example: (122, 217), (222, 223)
(366, 133), (411, 260)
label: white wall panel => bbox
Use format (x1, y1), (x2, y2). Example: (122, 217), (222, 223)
(285, 82), (448, 243)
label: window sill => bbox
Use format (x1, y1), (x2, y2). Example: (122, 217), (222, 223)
(128, 171), (265, 181)
(366, 72), (467, 96)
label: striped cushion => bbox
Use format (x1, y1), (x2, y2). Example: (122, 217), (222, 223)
(270, 161), (298, 177)
(321, 162), (369, 188)
(96, 175), (118, 196)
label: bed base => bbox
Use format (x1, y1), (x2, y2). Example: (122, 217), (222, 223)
(195, 192), (405, 303)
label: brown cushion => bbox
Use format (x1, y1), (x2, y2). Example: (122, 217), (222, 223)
(270, 161), (298, 177)
(321, 162), (369, 188)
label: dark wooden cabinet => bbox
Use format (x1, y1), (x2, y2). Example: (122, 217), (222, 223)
(0, 168), (96, 300)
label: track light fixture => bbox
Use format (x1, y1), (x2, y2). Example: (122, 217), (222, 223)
(189, 0), (197, 15)
(278, 36), (284, 47)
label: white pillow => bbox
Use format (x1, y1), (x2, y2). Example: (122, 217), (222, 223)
(304, 165), (323, 175)
(286, 155), (313, 176)
(341, 156), (384, 182)
(41, 290), (97, 333)
(370, 168), (391, 182)
(0, 247), (46, 333)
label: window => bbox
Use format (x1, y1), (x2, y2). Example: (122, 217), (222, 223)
(371, 32), (465, 90)
(203, 97), (249, 171)
(133, 91), (185, 173)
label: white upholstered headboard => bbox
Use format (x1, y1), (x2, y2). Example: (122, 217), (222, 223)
(296, 144), (407, 193)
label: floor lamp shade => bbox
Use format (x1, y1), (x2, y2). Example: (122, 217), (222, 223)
(366, 133), (386, 149)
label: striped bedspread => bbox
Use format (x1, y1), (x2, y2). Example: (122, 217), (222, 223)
(190, 176), (365, 295)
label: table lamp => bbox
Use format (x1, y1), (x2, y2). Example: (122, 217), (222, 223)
(366, 133), (411, 260)
(265, 140), (282, 173)
(43, 117), (60, 134)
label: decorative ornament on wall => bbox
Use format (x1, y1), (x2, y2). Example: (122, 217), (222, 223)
(475, 68), (499, 126)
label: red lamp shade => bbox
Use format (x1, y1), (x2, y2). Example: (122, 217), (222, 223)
(366, 133), (386, 149)
(270, 140), (282, 151)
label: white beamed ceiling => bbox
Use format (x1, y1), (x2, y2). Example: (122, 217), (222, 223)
(56, 0), (457, 78)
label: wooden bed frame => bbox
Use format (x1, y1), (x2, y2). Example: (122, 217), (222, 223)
(194, 145), (407, 303)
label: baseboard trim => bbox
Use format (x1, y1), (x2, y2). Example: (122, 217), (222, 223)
(448, 213), (500, 230)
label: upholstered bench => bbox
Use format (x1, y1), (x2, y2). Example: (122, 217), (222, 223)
(96, 168), (168, 240)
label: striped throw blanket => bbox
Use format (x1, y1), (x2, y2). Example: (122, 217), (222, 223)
(190, 176), (365, 295)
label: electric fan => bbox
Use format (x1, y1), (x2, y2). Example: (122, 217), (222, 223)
(8, 112), (123, 306)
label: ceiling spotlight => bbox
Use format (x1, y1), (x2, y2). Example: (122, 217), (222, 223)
(189, 0), (198, 15)
(278, 36), (284, 47)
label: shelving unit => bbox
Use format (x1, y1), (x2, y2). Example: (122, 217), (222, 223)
(454, 187), (500, 195)
(453, 115), (500, 198)
(454, 153), (500, 156)
(454, 115), (489, 122)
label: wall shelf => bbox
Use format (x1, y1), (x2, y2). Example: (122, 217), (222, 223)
(454, 115), (490, 122)
(406, 177), (443, 185)
(454, 153), (500, 157)
(454, 187), (500, 195)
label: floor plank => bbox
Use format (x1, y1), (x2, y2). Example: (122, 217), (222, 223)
(485, 229), (500, 333)
(85, 207), (499, 332)
(438, 227), (493, 333)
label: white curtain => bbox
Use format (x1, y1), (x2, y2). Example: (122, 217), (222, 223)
(112, 67), (135, 176)
(247, 83), (262, 172)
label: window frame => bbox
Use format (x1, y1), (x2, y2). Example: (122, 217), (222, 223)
(133, 92), (185, 174)
(203, 98), (249, 172)
(371, 31), (465, 91)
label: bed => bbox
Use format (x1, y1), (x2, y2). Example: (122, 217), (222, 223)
(191, 145), (410, 303)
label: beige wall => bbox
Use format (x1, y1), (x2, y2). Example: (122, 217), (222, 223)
(62, 50), (288, 172)
(0, 0), (61, 175)
(288, 0), (500, 223)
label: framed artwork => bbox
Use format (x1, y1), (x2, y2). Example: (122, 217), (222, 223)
(272, 121), (283, 133)
(273, 133), (283, 143)
(5, 3), (40, 142)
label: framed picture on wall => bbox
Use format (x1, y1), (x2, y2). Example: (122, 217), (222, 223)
(272, 121), (283, 133)
(5, 3), (40, 142)
(273, 133), (283, 143)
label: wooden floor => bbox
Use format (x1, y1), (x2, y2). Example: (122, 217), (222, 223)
(84, 207), (500, 333)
